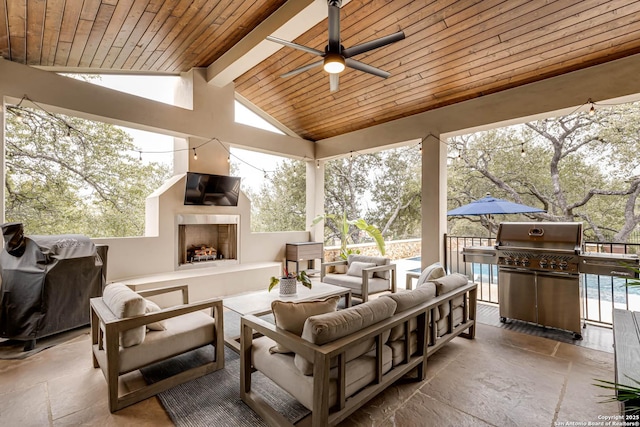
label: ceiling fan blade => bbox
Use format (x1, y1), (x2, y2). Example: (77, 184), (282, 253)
(342, 31), (405, 58)
(327, 0), (341, 52)
(266, 35), (324, 56)
(329, 73), (339, 92)
(280, 60), (323, 78)
(345, 58), (390, 78)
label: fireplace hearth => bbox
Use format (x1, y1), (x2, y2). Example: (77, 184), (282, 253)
(177, 214), (239, 267)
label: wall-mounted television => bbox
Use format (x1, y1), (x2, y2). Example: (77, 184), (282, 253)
(184, 172), (241, 206)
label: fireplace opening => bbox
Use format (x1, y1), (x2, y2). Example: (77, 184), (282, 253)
(177, 215), (239, 266)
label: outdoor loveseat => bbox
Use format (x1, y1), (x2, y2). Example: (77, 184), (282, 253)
(240, 270), (477, 426)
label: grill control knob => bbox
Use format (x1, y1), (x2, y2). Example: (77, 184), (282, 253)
(559, 261), (568, 271)
(504, 257), (513, 265)
(539, 258), (548, 268)
(521, 257), (530, 266)
(549, 260), (557, 269)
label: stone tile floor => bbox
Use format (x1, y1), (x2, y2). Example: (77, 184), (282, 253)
(0, 316), (620, 427)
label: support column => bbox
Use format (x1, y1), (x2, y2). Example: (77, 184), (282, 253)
(307, 159), (325, 242)
(421, 133), (447, 269)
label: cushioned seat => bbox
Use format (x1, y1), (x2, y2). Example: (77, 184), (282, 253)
(321, 254), (397, 302)
(252, 336), (392, 410)
(119, 311), (216, 373)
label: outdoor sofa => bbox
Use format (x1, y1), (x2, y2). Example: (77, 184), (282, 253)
(240, 270), (477, 426)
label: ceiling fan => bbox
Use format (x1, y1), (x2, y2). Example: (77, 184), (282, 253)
(266, 0), (405, 92)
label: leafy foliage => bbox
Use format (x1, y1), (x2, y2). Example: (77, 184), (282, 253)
(448, 103), (640, 242)
(248, 159), (306, 232)
(5, 106), (171, 237)
(312, 213), (385, 259)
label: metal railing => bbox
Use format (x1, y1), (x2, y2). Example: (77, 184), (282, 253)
(445, 235), (640, 326)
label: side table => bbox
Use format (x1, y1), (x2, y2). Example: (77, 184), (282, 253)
(286, 242), (323, 275)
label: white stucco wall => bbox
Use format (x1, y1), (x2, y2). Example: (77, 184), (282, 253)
(93, 172), (309, 281)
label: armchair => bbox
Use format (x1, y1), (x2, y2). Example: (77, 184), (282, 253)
(90, 283), (224, 412)
(321, 254), (396, 302)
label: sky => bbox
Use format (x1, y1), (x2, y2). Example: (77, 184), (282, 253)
(93, 75), (289, 191)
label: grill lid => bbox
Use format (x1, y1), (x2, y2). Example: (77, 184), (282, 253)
(495, 222), (583, 253)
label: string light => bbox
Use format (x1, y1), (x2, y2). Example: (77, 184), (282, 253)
(138, 151), (142, 161)
(227, 155), (230, 163)
(316, 160), (320, 169)
(192, 147), (198, 160)
(418, 142), (422, 153)
(520, 143), (526, 158)
(588, 98), (596, 116)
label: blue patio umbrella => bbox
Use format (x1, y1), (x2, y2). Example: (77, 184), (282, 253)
(447, 194), (545, 216)
(448, 194), (545, 238)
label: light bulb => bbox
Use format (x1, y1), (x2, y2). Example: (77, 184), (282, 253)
(323, 53), (345, 74)
(192, 148), (198, 160)
(316, 160), (320, 169)
(589, 105), (595, 116)
(521, 147), (526, 158)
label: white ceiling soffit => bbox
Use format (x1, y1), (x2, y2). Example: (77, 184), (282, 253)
(207, 0), (352, 87)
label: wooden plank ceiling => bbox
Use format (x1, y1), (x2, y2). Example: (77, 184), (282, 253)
(2, 0), (640, 142)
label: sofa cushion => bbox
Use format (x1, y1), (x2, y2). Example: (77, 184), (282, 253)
(144, 299), (167, 331)
(348, 254), (390, 279)
(253, 336), (393, 410)
(322, 274), (391, 295)
(384, 285), (436, 341)
(269, 296), (340, 354)
(102, 283), (145, 347)
(416, 262), (446, 287)
(436, 306), (464, 337)
(389, 331), (419, 366)
(346, 261), (376, 278)
(294, 297), (397, 375)
(119, 311), (216, 373)
(431, 273), (468, 319)
(385, 285), (436, 313)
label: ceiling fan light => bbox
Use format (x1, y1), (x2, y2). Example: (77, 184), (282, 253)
(323, 53), (345, 74)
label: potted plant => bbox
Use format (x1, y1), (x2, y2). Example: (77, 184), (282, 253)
(269, 267), (312, 296)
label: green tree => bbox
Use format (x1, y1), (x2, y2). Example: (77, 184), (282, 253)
(448, 103), (640, 242)
(369, 147), (422, 240)
(323, 154), (382, 245)
(5, 105), (171, 237)
(249, 159), (306, 232)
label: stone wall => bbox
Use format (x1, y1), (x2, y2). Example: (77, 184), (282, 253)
(323, 238), (421, 261)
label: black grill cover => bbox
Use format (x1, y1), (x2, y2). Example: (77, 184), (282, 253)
(0, 223), (108, 341)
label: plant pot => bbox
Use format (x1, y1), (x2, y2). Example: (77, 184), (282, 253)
(279, 278), (297, 296)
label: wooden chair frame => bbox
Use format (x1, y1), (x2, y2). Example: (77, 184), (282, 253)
(90, 284), (224, 412)
(321, 260), (397, 302)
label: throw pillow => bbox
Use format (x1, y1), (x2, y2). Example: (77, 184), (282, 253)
(346, 261), (376, 277)
(144, 299), (168, 331)
(102, 283), (146, 347)
(348, 254), (390, 279)
(416, 262), (445, 287)
(269, 296), (340, 354)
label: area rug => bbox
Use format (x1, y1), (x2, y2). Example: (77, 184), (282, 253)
(0, 326), (89, 360)
(141, 346), (310, 426)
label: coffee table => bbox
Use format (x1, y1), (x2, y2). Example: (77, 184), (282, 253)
(223, 282), (352, 352)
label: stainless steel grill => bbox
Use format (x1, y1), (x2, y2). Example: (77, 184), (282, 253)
(462, 222), (639, 339)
